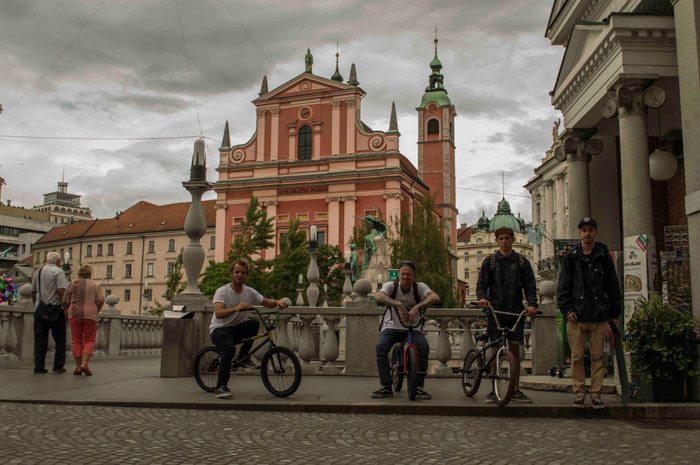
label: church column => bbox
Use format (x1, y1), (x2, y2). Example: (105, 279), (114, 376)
(554, 173), (566, 239)
(327, 197), (341, 246)
(331, 100), (341, 155)
(532, 190), (540, 265)
(543, 181), (554, 257)
(262, 201), (278, 260)
(270, 109), (279, 161)
(562, 136), (591, 238)
(313, 122), (322, 160)
(343, 196), (357, 249)
(383, 193), (401, 237)
(287, 124), (296, 160)
(615, 81), (654, 238)
(256, 109), (266, 162)
(214, 204), (228, 262)
(346, 100), (356, 154)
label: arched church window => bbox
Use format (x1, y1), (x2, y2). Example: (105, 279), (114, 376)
(476, 237), (483, 245)
(298, 125), (312, 160)
(427, 118), (440, 135)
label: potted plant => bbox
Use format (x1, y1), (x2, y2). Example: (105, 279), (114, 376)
(625, 293), (698, 402)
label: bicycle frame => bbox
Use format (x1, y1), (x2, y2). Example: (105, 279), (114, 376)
(229, 307), (283, 365)
(475, 307), (531, 377)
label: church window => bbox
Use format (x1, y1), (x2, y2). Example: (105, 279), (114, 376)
(427, 119), (440, 135)
(298, 125), (312, 160)
(476, 237), (483, 245)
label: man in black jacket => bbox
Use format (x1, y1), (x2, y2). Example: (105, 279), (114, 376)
(477, 227), (538, 403)
(557, 218), (622, 409)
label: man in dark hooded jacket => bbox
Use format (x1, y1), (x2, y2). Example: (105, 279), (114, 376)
(557, 217), (621, 409)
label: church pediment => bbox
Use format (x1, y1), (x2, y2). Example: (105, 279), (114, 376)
(255, 73), (360, 102)
(553, 22), (606, 96)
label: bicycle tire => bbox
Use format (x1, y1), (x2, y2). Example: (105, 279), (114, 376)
(193, 346), (220, 393)
(406, 346), (419, 401)
(260, 346), (302, 397)
(390, 343), (404, 393)
(493, 347), (517, 407)
(461, 348), (483, 397)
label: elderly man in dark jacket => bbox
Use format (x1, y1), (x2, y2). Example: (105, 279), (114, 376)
(477, 227), (538, 403)
(557, 217), (622, 409)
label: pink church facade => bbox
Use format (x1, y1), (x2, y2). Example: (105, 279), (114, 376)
(213, 46), (456, 262)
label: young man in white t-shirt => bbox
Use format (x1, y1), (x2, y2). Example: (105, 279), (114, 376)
(210, 259), (288, 399)
(372, 261), (440, 399)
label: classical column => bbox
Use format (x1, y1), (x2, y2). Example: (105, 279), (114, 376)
(214, 203), (227, 262)
(262, 201), (278, 260)
(554, 174), (566, 239)
(615, 81), (654, 238)
(543, 181), (554, 257)
(562, 136), (591, 238)
(270, 109), (280, 161)
(256, 109), (266, 162)
(331, 100), (341, 155)
(343, 196), (357, 248)
(383, 192), (401, 235)
(313, 123), (322, 160)
(327, 197), (341, 246)
(345, 100), (356, 154)
(531, 190), (540, 264)
(671, 0), (700, 322)
(287, 124), (296, 160)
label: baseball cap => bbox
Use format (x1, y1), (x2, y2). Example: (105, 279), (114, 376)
(578, 217), (597, 229)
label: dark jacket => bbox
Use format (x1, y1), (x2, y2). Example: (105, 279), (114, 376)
(557, 242), (622, 322)
(476, 251), (538, 314)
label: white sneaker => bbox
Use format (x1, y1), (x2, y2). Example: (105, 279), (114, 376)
(214, 386), (233, 399)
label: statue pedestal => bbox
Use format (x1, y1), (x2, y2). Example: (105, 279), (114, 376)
(362, 236), (391, 285)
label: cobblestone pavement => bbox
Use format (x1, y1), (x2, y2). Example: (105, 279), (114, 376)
(1, 403), (698, 465)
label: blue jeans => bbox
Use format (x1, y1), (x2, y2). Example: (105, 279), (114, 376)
(375, 329), (429, 388)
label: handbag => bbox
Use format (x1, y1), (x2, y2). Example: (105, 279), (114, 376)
(34, 266), (61, 325)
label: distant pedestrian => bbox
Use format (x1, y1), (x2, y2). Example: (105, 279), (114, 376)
(31, 252), (69, 374)
(62, 264), (104, 376)
(557, 218), (622, 409)
(476, 227), (538, 403)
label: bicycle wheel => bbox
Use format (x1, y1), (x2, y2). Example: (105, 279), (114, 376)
(193, 346), (221, 393)
(260, 346), (302, 397)
(461, 349), (483, 397)
(389, 343), (404, 393)
(406, 346), (419, 401)
(493, 347), (517, 407)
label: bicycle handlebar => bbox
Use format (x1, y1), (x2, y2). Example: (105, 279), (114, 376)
(387, 305), (424, 330)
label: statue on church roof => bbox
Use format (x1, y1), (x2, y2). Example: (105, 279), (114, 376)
(552, 119), (560, 144)
(305, 48), (313, 74)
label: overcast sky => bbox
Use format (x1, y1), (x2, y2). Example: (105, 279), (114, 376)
(0, 0), (563, 226)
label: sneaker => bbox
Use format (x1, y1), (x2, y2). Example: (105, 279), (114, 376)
(572, 393), (586, 408)
(371, 387), (393, 398)
(33, 368), (48, 374)
(238, 358), (259, 369)
(485, 391), (497, 403)
(214, 386), (233, 399)
(52, 367), (66, 374)
(591, 394), (605, 410)
(511, 390), (533, 403)
(415, 387), (432, 400)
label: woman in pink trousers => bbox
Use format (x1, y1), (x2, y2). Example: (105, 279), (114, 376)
(62, 264), (104, 375)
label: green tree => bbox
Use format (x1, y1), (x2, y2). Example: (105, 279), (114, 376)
(389, 196), (456, 307)
(163, 249), (186, 302)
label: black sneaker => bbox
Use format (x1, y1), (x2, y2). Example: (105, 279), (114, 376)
(371, 387), (393, 398)
(214, 386), (233, 399)
(572, 393), (586, 408)
(486, 391), (497, 403)
(511, 390), (532, 403)
(52, 368), (66, 374)
(415, 387), (432, 400)
(238, 358), (259, 369)
(33, 368), (48, 374)
(591, 394), (605, 410)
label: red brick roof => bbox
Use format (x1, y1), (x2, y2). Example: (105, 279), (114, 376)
(36, 200), (216, 244)
(457, 225), (477, 242)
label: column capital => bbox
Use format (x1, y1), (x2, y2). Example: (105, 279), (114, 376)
(270, 108), (281, 116)
(600, 80), (665, 118)
(214, 203), (228, 210)
(382, 192), (401, 200)
(257, 109), (267, 117)
(261, 200), (278, 207)
(341, 195), (357, 202)
(326, 196), (342, 203)
(344, 99), (356, 108)
(331, 101), (342, 109)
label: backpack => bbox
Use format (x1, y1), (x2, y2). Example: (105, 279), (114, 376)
(486, 252), (527, 283)
(379, 279), (422, 331)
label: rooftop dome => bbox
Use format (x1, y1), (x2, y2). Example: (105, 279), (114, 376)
(477, 211), (490, 230)
(488, 198), (522, 232)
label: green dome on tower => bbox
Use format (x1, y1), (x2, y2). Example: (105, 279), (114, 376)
(477, 211), (490, 231)
(488, 198), (522, 232)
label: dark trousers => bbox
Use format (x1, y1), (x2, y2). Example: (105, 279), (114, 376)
(34, 311), (66, 371)
(376, 329), (430, 388)
(210, 319), (260, 388)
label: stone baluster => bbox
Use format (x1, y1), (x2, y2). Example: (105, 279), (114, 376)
(290, 316), (301, 352)
(459, 317), (474, 359)
(275, 313), (292, 349)
(321, 284), (329, 308)
(306, 238), (320, 307)
(4, 313), (18, 357)
(342, 264), (354, 307)
(16, 284), (35, 361)
(95, 319), (105, 354)
(434, 317), (453, 374)
(321, 315), (340, 373)
(295, 284), (305, 306)
(0, 312), (6, 355)
(298, 315), (318, 372)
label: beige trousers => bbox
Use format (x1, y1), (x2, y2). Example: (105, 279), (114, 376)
(567, 320), (608, 395)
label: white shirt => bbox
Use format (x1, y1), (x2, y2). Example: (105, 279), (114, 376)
(379, 281), (431, 332)
(31, 263), (68, 308)
(209, 283), (263, 333)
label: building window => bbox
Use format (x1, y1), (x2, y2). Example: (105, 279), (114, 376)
(476, 238), (483, 245)
(167, 262), (175, 276)
(106, 264), (113, 279)
(298, 125), (312, 160)
(168, 239), (175, 252)
(427, 118), (440, 135)
(105, 289), (111, 296)
(464, 269), (469, 279)
(146, 262), (154, 277)
(463, 252), (469, 261)
(276, 214), (290, 223)
(296, 213), (309, 222)
(477, 251), (483, 261)
(43, 251), (47, 261)
(96, 244), (103, 256)
(124, 289), (131, 302)
(209, 236), (215, 250)
(317, 231), (326, 245)
(68, 247), (73, 259)
(147, 240), (155, 254)
(364, 209), (379, 218)
(86, 245), (92, 257)
(107, 243), (113, 255)
(144, 288), (153, 301)
(315, 212), (328, 221)
(126, 242), (133, 255)
(125, 263), (132, 278)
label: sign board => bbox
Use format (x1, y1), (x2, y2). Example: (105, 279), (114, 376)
(387, 268), (398, 281)
(623, 234), (657, 325)
(553, 239), (580, 271)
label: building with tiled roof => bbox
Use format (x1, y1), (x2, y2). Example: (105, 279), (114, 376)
(32, 180), (93, 224)
(32, 200), (216, 315)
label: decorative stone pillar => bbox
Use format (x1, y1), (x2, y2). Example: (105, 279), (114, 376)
(531, 280), (558, 375)
(262, 200), (278, 261)
(270, 109), (280, 160)
(331, 100), (341, 155)
(256, 109), (266, 162)
(543, 181), (555, 257)
(214, 203), (227, 262)
(306, 238), (320, 307)
(554, 174), (566, 239)
(561, 136), (592, 238)
(435, 317), (453, 375)
(531, 190), (541, 265)
(345, 100), (356, 154)
(321, 315), (340, 373)
(459, 317), (474, 360)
